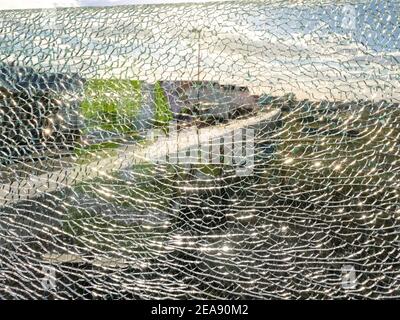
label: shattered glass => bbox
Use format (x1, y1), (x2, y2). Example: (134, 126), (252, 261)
(0, 0), (400, 299)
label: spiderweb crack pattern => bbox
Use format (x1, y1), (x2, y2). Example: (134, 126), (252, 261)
(0, 0), (399, 299)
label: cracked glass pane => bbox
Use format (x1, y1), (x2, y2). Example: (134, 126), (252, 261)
(0, 0), (399, 299)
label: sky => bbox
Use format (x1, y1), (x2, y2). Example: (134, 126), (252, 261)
(0, 0), (226, 10)
(0, 0), (398, 101)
